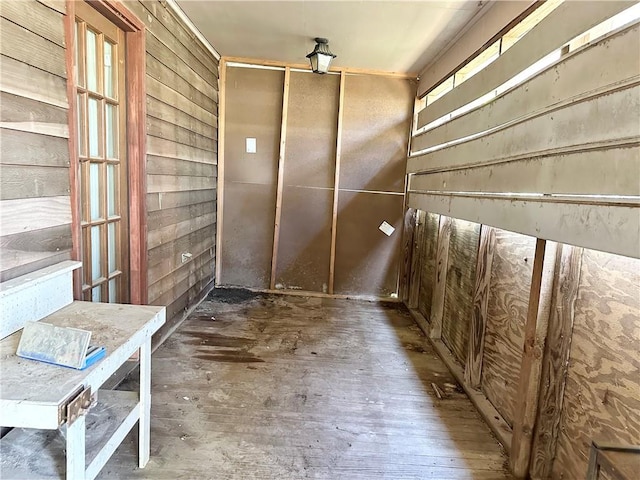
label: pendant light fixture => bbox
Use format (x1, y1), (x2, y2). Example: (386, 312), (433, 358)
(306, 37), (336, 74)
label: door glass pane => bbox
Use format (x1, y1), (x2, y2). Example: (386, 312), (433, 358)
(90, 163), (101, 220)
(104, 40), (114, 98)
(92, 285), (101, 302)
(86, 29), (98, 92)
(77, 93), (85, 156)
(109, 278), (117, 303)
(91, 225), (102, 281)
(105, 104), (117, 159)
(108, 222), (117, 274)
(107, 164), (116, 216)
(88, 97), (100, 157)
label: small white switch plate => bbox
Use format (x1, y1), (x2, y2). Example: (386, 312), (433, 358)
(246, 137), (256, 153)
(379, 221), (395, 236)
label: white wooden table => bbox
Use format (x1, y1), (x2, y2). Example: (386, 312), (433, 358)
(0, 301), (165, 479)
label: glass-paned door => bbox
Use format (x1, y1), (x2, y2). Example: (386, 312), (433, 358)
(75, 2), (129, 303)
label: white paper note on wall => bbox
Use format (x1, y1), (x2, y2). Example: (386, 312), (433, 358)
(246, 137), (257, 153)
(379, 221), (395, 236)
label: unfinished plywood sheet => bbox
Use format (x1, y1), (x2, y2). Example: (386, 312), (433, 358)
(275, 186), (333, 293)
(221, 67), (283, 288)
(273, 71), (338, 292)
(441, 218), (480, 365)
(281, 71), (339, 189)
(418, 212), (440, 320)
(552, 250), (640, 480)
(334, 192), (403, 296)
(340, 75), (415, 193)
(481, 229), (536, 427)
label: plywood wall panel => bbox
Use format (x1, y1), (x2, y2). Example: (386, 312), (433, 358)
(334, 192), (403, 296)
(282, 71), (339, 189)
(221, 182), (276, 289)
(221, 67), (283, 288)
(275, 187), (333, 292)
(441, 218), (480, 364)
(552, 250), (640, 480)
(340, 75), (414, 193)
(481, 229), (536, 427)
(418, 212), (440, 319)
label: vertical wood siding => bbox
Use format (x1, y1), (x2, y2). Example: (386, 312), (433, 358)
(0, 0), (72, 281)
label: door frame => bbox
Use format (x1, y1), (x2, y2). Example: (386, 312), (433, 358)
(65, 0), (148, 304)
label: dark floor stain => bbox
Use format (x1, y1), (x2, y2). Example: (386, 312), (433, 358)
(207, 287), (268, 304)
(194, 354), (264, 363)
(181, 330), (257, 348)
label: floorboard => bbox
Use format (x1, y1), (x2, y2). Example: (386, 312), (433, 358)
(100, 290), (512, 479)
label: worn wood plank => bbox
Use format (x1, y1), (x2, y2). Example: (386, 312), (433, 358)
(465, 225), (496, 389)
(407, 192), (640, 260)
(399, 208), (416, 302)
(429, 216), (452, 339)
(0, 196), (71, 236)
(410, 146), (640, 198)
(147, 174), (215, 194)
(0, 165), (70, 200)
(0, 92), (68, 138)
(102, 295), (512, 479)
(147, 155), (216, 177)
(530, 245), (583, 480)
(147, 189), (215, 213)
(215, 58), (226, 285)
(0, 17), (66, 78)
(410, 84), (640, 174)
(146, 55), (216, 114)
(148, 212), (216, 250)
(0, 128), (69, 167)
(408, 210), (425, 309)
(269, 67), (291, 290)
(36, 0), (65, 14)
(0, 0), (65, 47)
(146, 135), (216, 164)
(418, 211), (440, 320)
(147, 76), (216, 126)
(480, 229), (536, 426)
(0, 249), (70, 283)
(146, 96), (216, 138)
(413, 23), (640, 153)
(552, 250), (640, 479)
(147, 116), (216, 152)
(441, 218), (481, 365)
(417, 1), (635, 128)
(147, 200), (215, 233)
(0, 55), (68, 108)
(328, 71), (346, 294)
(145, 30), (216, 96)
(510, 240), (557, 478)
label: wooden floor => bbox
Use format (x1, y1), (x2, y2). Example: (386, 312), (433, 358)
(101, 290), (512, 479)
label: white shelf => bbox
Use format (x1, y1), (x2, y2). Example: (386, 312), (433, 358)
(0, 390), (139, 480)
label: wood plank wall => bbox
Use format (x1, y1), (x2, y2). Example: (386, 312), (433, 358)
(1, 0), (218, 343)
(408, 7), (640, 259)
(403, 7), (640, 478)
(0, 0), (72, 282)
(123, 1), (219, 343)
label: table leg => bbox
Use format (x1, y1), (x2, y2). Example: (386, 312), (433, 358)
(66, 414), (86, 479)
(139, 338), (152, 468)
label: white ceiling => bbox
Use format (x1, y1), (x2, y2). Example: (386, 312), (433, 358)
(176, 1), (490, 75)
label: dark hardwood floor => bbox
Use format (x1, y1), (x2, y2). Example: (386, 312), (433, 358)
(101, 290), (512, 479)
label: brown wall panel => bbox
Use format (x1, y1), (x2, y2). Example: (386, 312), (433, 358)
(282, 71), (339, 189)
(418, 212), (440, 319)
(275, 186), (333, 292)
(221, 67), (283, 288)
(552, 250), (640, 479)
(441, 218), (480, 364)
(334, 192), (403, 296)
(340, 75), (415, 193)
(481, 229), (536, 427)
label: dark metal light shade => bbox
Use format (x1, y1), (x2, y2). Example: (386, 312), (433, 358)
(306, 37), (336, 74)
